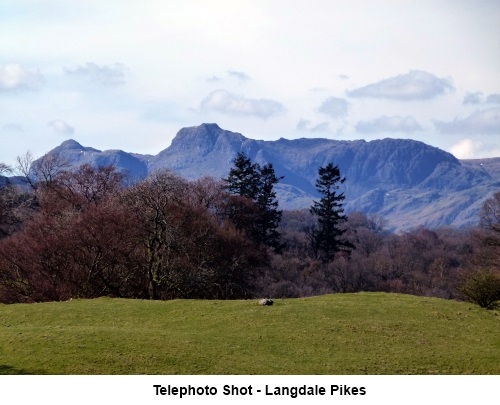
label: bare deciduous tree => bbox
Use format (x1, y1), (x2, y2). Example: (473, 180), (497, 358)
(16, 150), (70, 191)
(124, 170), (188, 300)
(480, 191), (500, 235)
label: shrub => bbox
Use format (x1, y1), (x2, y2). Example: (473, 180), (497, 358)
(458, 270), (500, 309)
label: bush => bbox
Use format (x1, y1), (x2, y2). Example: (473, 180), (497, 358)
(458, 270), (500, 309)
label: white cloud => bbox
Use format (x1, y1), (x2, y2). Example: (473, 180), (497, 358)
(64, 62), (127, 86)
(355, 115), (423, 134)
(347, 70), (453, 101)
(200, 89), (284, 119)
(296, 119), (329, 132)
(486, 94), (500, 104)
(449, 139), (476, 159)
(463, 92), (500, 105)
(48, 120), (75, 135)
(296, 119), (310, 130)
(2, 123), (24, 133)
(434, 107), (500, 135)
(449, 138), (500, 159)
(317, 97), (349, 119)
(0, 63), (43, 92)
(463, 92), (483, 105)
(227, 70), (251, 82)
(1, 1), (499, 163)
(206, 70), (251, 83)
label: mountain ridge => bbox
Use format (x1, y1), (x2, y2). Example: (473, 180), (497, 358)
(22, 123), (500, 231)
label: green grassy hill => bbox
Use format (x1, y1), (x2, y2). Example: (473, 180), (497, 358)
(1, 293), (499, 374)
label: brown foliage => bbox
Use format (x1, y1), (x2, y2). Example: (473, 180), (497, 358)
(124, 171), (265, 300)
(0, 160), (494, 305)
(0, 166), (142, 302)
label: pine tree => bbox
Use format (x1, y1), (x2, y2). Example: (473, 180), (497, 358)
(223, 152), (260, 199)
(255, 162), (284, 251)
(310, 163), (353, 262)
(223, 152), (283, 250)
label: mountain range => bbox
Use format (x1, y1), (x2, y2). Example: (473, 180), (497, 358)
(7, 123), (500, 231)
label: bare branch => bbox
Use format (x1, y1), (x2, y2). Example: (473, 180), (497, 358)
(15, 150), (36, 189)
(480, 191), (500, 234)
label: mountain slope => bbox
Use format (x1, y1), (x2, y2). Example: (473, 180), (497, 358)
(45, 139), (150, 181)
(34, 123), (499, 231)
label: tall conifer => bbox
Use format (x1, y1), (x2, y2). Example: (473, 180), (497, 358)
(310, 163), (353, 261)
(223, 152), (260, 199)
(255, 162), (284, 251)
(223, 152), (283, 250)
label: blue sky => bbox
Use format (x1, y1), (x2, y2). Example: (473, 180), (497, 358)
(1, 0), (499, 166)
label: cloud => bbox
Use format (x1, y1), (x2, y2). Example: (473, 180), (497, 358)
(0, 63), (43, 92)
(486, 94), (500, 104)
(207, 70), (251, 83)
(462, 92), (500, 105)
(449, 139), (477, 159)
(310, 87), (327, 92)
(227, 70), (251, 82)
(449, 138), (500, 159)
(296, 119), (329, 132)
(48, 120), (75, 135)
(64, 62), (127, 86)
(317, 97), (349, 119)
(296, 119), (310, 130)
(200, 89), (284, 119)
(434, 107), (500, 135)
(355, 115), (423, 134)
(463, 92), (483, 105)
(347, 70), (453, 101)
(2, 123), (24, 133)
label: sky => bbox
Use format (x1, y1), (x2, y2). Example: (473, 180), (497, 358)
(1, 0), (500, 167)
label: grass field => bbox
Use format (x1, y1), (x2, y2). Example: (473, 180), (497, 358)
(0, 293), (499, 374)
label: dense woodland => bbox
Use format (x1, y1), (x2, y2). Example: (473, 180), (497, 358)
(0, 154), (499, 307)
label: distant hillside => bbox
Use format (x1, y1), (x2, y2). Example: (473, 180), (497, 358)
(29, 123), (500, 231)
(460, 157), (500, 180)
(0, 175), (25, 188)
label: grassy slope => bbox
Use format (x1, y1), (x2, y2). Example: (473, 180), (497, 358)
(0, 293), (499, 375)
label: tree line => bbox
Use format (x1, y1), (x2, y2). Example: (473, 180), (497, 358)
(0, 152), (499, 307)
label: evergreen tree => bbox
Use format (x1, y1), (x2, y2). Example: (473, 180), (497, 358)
(255, 162), (284, 251)
(223, 152), (283, 250)
(223, 152), (260, 199)
(310, 163), (354, 262)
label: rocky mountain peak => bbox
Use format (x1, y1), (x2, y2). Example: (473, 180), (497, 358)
(56, 139), (100, 154)
(169, 123), (246, 154)
(19, 123), (500, 230)
(58, 139), (85, 150)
